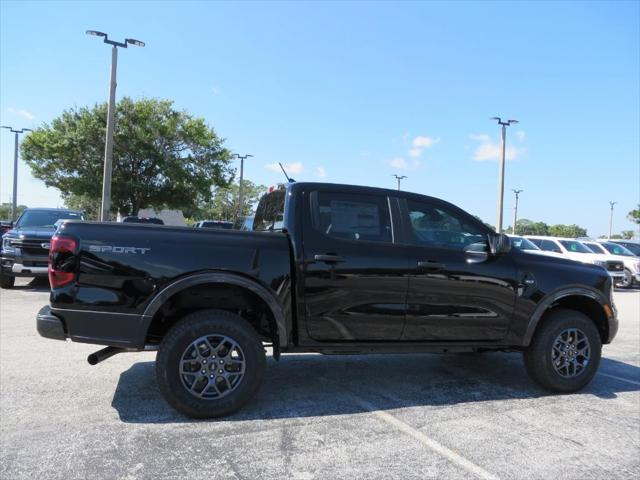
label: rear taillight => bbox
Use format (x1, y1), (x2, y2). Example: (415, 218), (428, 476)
(48, 236), (78, 288)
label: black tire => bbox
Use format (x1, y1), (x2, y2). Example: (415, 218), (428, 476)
(616, 269), (633, 289)
(0, 270), (15, 289)
(156, 309), (266, 419)
(523, 309), (601, 392)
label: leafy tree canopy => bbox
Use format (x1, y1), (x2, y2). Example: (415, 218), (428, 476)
(191, 180), (267, 224)
(0, 203), (27, 221)
(21, 97), (233, 216)
(511, 219), (587, 237)
(628, 205), (640, 226)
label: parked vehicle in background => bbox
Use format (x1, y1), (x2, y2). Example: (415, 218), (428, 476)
(584, 241), (640, 288)
(526, 236), (625, 282)
(508, 235), (564, 259)
(193, 220), (234, 229)
(605, 239), (640, 257)
(121, 216), (164, 225)
(37, 183), (618, 418)
(1, 220), (12, 235)
(1, 208), (84, 289)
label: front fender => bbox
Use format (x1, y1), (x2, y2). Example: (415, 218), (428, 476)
(522, 285), (614, 346)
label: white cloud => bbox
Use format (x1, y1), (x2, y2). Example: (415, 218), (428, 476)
(315, 166), (327, 179)
(390, 157), (408, 169)
(408, 148), (422, 158)
(469, 133), (524, 161)
(7, 107), (35, 120)
(265, 162), (304, 174)
(412, 135), (439, 148)
(407, 135), (439, 158)
(516, 130), (526, 141)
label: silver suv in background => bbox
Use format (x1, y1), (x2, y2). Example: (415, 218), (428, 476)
(584, 241), (640, 288)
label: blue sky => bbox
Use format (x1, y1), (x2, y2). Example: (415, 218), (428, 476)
(1, 1), (638, 236)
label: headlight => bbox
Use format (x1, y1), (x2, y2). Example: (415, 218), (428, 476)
(2, 237), (15, 253)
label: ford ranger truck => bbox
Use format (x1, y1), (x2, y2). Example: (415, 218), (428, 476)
(36, 183), (618, 418)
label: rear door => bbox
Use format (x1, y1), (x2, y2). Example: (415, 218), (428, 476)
(301, 188), (409, 341)
(399, 197), (518, 341)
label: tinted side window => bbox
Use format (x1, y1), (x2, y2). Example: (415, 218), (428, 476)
(312, 191), (392, 243)
(540, 240), (562, 253)
(405, 199), (486, 250)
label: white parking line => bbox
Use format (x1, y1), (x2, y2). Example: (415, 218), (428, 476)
(352, 396), (499, 480)
(598, 372), (640, 386)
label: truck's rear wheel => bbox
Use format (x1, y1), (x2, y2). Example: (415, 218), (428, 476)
(523, 309), (601, 392)
(0, 270), (15, 289)
(155, 309), (266, 418)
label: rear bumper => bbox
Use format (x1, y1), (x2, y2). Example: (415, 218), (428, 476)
(36, 304), (146, 348)
(36, 306), (67, 341)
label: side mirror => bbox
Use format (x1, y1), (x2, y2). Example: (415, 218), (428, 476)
(489, 233), (512, 255)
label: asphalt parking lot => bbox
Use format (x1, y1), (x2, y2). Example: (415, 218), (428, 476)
(1, 279), (639, 480)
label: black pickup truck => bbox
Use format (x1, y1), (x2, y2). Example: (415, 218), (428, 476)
(1, 208), (84, 289)
(37, 183), (618, 418)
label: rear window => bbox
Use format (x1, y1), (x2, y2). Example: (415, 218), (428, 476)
(312, 191), (392, 243)
(585, 242), (606, 254)
(253, 190), (286, 231)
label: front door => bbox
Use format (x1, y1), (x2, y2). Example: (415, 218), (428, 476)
(399, 197), (518, 341)
(301, 189), (409, 341)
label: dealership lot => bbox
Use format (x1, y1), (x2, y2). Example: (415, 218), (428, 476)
(1, 280), (639, 479)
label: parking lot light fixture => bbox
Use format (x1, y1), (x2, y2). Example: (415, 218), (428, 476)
(86, 30), (145, 221)
(232, 154), (253, 222)
(1, 126), (32, 221)
(392, 174), (407, 191)
(511, 189), (523, 235)
(491, 117), (519, 233)
(608, 201), (617, 239)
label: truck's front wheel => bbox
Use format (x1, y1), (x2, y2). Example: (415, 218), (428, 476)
(523, 309), (601, 392)
(156, 309), (266, 418)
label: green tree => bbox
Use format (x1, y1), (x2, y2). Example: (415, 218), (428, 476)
(514, 219), (549, 236)
(63, 194), (100, 220)
(547, 224), (587, 238)
(627, 205), (640, 225)
(21, 97), (233, 216)
(0, 203), (27, 220)
(195, 180), (267, 222)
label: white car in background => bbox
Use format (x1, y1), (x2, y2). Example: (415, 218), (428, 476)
(582, 240), (640, 288)
(526, 236), (625, 283)
(508, 235), (565, 259)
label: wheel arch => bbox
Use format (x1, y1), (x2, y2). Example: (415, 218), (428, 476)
(523, 287), (613, 346)
(135, 272), (288, 352)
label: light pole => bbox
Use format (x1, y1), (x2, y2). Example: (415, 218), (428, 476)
(511, 189), (523, 235)
(392, 174), (407, 191)
(232, 153), (253, 222)
(608, 201), (616, 239)
(87, 30), (145, 221)
(1, 126), (32, 221)
(491, 117), (519, 233)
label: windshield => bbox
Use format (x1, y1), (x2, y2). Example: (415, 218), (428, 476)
(253, 189), (285, 231)
(559, 240), (593, 254)
(510, 236), (540, 251)
(601, 242), (636, 257)
(15, 210), (83, 228)
(584, 243), (606, 254)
